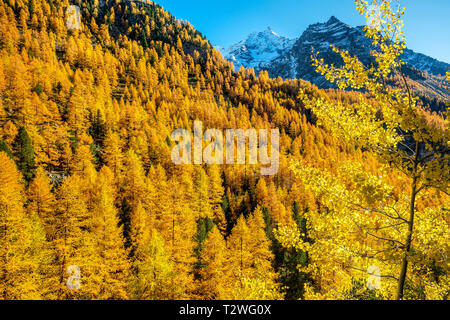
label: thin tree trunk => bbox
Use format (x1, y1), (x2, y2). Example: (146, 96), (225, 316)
(396, 141), (420, 300)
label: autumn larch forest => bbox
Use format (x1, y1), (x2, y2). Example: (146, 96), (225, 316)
(0, 0), (448, 301)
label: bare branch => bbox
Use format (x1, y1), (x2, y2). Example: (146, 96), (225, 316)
(353, 220), (406, 248)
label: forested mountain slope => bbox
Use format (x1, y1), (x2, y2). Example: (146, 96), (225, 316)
(0, 0), (447, 300)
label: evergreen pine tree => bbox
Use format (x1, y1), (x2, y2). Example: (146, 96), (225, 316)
(14, 126), (36, 183)
(0, 139), (12, 158)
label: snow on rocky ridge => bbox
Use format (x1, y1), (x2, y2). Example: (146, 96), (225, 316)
(218, 27), (295, 71)
(219, 16), (449, 79)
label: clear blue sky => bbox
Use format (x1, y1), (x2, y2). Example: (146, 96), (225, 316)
(156, 0), (450, 63)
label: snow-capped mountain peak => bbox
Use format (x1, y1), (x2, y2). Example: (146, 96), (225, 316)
(219, 27), (295, 71)
(218, 16), (449, 111)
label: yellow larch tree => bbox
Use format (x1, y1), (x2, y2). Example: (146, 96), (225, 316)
(199, 226), (230, 300)
(164, 170), (197, 299)
(54, 174), (102, 300)
(120, 150), (152, 248)
(207, 165), (227, 235)
(91, 166), (130, 299)
(67, 69), (93, 138)
(103, 129), (124, 179)
(194, 166), (213, 219)
(26, 166), (59, 298)
(27, 166), (56, 239)
(226, 212), (282, 300)
(130, 200), (151, 260)
(0, 152), (40, 299)
(129, 229), (179, 300)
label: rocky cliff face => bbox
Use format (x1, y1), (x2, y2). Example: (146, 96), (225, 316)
(268, 17), (373, 85)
